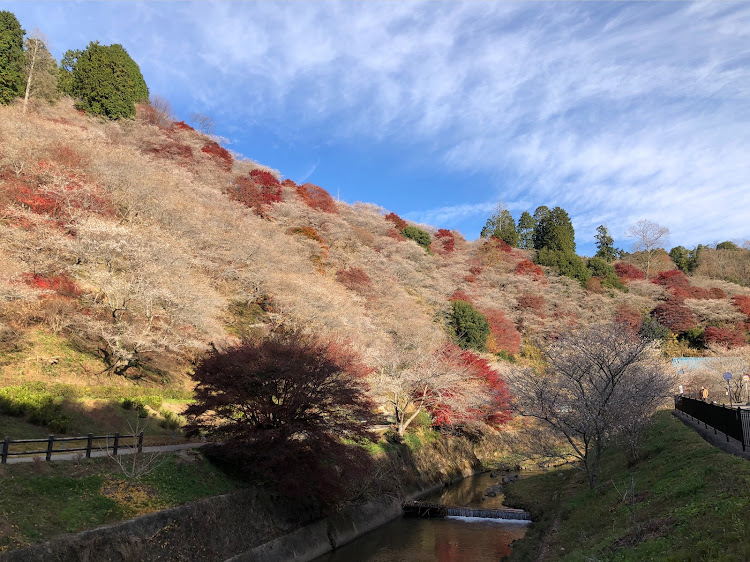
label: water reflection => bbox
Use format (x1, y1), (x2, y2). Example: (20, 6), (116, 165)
(315, 472), (530, 562)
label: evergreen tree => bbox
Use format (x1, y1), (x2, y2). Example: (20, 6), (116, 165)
(448, 300), (490, 351)
(71, 41), (148, 119)
(0, 11), (25, 105)
(58, 48), (81, 96)
(594, 225), (617, 262)
(533, 206), (575, 253)
(481, 204), (518, 246)
(517, 211), (536, 249)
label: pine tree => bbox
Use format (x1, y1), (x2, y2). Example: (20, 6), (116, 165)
(533, 206), (575, 253)
(0, 11), (25, 105)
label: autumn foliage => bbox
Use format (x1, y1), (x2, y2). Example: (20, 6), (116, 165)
(650, 299), (697, 334)
(614, 304), (642, 334)
(517, 294), (546, 317)
(427, 345), (512, 428)
(432, 228), (455, 254)
(294, 183), (338, 213)
(652, 270), (726, 300)
(733, 295), (750, 317)
(703, 326), (746, 348)
(185, 332), (376, 504)
(335, 267), (372, 293)
(22, 273), (81, 298)
(201, 141), (233, 171)
(515, 259), (544, 278)
(229, 170), (283, 217)
(384, 212), (407, 230)
(483, 309), (521, 355)
(614, 262), (646, 282)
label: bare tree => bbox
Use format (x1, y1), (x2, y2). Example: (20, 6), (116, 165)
(189, 112), (215, 134)
(625, 219), (670, 278)
(512, 323), (675, 488)
(23, 30), (58, 113)
(106, 419), (166, 490)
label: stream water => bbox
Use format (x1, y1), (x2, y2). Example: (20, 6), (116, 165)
(314, 472), (531, 561)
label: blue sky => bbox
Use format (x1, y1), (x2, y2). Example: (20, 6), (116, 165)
(7, 1), (750, 255)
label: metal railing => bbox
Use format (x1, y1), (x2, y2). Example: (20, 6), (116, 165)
(1, 432), (143, 464)
(674, 395), (749, 451)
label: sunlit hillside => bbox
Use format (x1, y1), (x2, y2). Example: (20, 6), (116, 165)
(1, 100), (750, 428)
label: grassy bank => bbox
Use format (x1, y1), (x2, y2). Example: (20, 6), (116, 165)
(0, 451), (244, 552)
(504, 410), (750, 561)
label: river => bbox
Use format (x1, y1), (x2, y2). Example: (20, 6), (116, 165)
(314, 472), (531, 561)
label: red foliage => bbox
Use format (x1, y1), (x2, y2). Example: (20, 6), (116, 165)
(171, 121), (194, 131)
(670, 285), (726, 300)
(294, 183), (338, 213)
(483, 309), (521, 355)
(469, 263), (483, 276)
(733, 295), (750, 317)
(427, 345), (512, 428)
(184, 332), (376, 504)
(229, 173), (283, 217)
(335, 267), (372, 292)
(433, 229), (455, 254)
(515, 259), (544, 278)
(201, 141), (233, 171)
(145, 140), (194, 162)
(281, 179), (297, 187)
(449, 290), (472, 303)
(614, 262), (646, 282)
(586, 277), (603, 293)
(464, 275), (477, 284)
(516, 294), (546, 317)
(615, 304), (642, 334)
(703, 326), (747, 348)
(652, 269), (689, 288)
(22, 273), (81, 298)
(384, 212), (407, 230)
(650, 300), (697, 333)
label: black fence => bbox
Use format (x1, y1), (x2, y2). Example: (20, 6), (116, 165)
(1, 432), (143, 464)
(674, 395), (750, 452)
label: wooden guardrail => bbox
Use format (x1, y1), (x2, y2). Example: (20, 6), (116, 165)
(1, 432), (143, 463)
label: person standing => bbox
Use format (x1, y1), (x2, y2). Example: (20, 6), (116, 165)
(700, 386), (708, 401)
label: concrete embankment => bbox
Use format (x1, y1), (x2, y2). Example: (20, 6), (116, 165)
(0, 441), (480, 561)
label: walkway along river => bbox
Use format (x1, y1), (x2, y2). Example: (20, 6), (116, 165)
(314, 471), (532, 561)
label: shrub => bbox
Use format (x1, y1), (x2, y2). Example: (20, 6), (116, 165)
(449, 289), (472, 303)
(733, 295), (750, 317)
(294, 183), (338, 213)
(515, 259), (544, 278)
(401, 225), (432, 251)
(614, 304), (642, 333)
(703, 326), (747, 348)
(433, 228), (455, 254)
(0, 384), (71, 433)
(384, 212), (407, 230)
(158, 409), (184, 430)
(201, 141), (233, 171)
(586, 257), (625, 290)
(483, 309), (521, 355)
(614, 262), (646, 282)
(22, 273), (81, 298)
(650, 300), (697, 334)
(535, 249), (591, 285)
(335, 267), (372, 292)
(516, 294), (546, 317)
(229, 173), (283, 216)
(448, 300), (490, 351)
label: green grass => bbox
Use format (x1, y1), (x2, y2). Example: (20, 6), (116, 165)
(504, 410), (750, 561)
(0, 451), (244, 552)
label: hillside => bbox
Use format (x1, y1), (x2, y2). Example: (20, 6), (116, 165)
(1, 100), (750, 433)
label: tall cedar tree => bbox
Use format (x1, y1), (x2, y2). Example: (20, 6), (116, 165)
(0, 11), (25, 104)
(533, 206), (576, 252)
(185, 331), (377, 505)
(594, 225), (617, 262)
(481, 207), (518, 246)
(517, 211), (536, 249)
(71, 42), (148, 119)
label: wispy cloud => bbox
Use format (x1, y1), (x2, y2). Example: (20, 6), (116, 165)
(10, 1), (749, 249)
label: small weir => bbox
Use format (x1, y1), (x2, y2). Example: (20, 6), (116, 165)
(403, 500), (532, 521)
